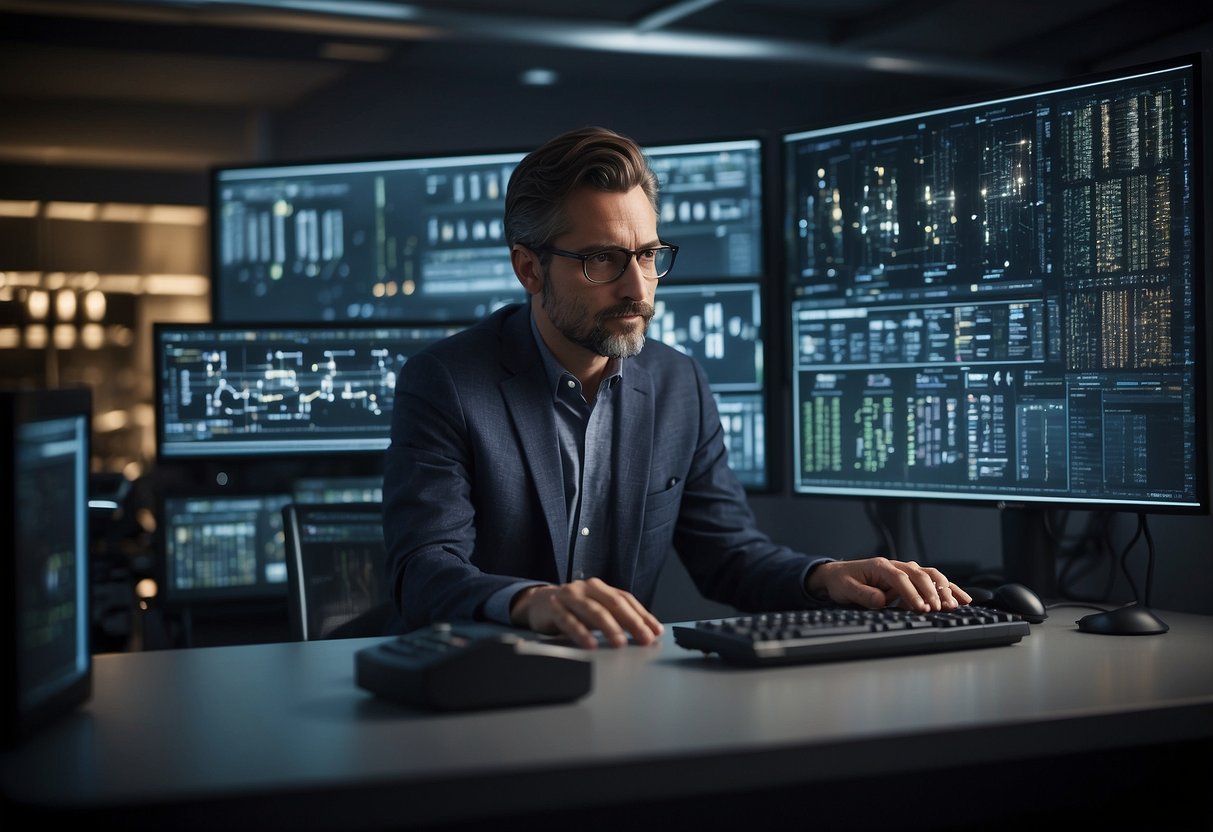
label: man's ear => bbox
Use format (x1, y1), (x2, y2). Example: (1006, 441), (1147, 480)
(511, 245), (544, 297)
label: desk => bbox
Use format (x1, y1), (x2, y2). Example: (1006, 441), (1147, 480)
(4, 610), (1213, 830)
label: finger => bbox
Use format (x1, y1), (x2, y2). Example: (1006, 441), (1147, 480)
(615, 589), (665, 638)
(547, 595), (600, 650)
(903, 562), (955, 611)
(580, 582), (659, 646)
(561, 588), (636, 648)
(885, 563), (934, 612)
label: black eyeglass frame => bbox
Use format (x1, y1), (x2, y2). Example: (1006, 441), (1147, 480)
(535, 242), (680, 284)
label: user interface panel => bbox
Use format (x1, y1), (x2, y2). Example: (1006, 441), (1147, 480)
(287, 504), (387, 640)
(647, 138), (765, 279)
(212, 152), (528, 322)
(14, 415), (90, 720)
(649, 281), (767, 488)
(155, 322), (466, 458)
(162, 493), (292, 602)
(784, 57), (1205, 509)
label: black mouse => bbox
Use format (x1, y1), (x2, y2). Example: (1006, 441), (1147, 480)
(1076, 603), (1169, 635)
(966, 583), (1047, 623)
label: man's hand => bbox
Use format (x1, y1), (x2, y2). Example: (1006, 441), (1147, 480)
(806, 558), (972, 613)
(509, 578), (663, 649)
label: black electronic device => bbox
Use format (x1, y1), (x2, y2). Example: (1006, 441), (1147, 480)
(154, 321), (467, 459)
(355, 622), (593, 711)
(673, 607), (1030, 667)
(1076, 602), (1170, 635)
(966, 583), (1048, 623)
(782, 52), (1210, 620)
(1, 387), (93, 744)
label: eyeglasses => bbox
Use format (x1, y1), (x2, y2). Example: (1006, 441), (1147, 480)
(537, 242), (679, 284)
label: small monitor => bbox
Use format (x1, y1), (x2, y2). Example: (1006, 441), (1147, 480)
(649, 281), (768, 488)
(283, 502), (389, 640)
(1, 388), (92, 744)
(291, 475), (383, 505)
(154, 321), (467, 459)
(211, 151), (528, 323)
(160, 492), (293, 603)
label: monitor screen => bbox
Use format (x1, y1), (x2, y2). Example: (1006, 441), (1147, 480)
(2, 389), (92, 742)
(650, 282), (767, 488)
(646, 138), (765, 279)
(155, 322), (466, 459)
(211, 151), (528, 323)
(284, 504), (387, 640)
(210, 138), (765, 323)
(162, 492), (293, 602)
(784, 55), (1207, 510)
(291, 475), (383, 505)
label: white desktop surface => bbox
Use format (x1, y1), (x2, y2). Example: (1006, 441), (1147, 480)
(3, 609), (1212, 828)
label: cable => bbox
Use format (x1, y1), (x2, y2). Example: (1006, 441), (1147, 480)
(863, 500), (897, 560)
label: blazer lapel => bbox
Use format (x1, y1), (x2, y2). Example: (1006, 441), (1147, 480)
(611, 360), (654, 590)
(498, 309), (567, 578)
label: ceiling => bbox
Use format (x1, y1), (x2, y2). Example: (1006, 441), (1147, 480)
(0, 0), (1209, 173)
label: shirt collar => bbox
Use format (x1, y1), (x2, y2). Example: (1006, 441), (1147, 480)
(529, 307), (624, 399)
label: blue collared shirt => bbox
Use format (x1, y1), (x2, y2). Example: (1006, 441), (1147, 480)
(481, 312), (623, 624)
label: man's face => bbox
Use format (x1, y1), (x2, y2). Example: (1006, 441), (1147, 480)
(538, 186), (658, 359)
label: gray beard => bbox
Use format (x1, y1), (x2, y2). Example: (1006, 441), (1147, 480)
(541, 278), (652, 358)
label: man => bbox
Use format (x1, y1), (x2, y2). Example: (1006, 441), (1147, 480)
(383, 126), (970, 649)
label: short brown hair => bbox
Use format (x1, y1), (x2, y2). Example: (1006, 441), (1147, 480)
(504, 126), (660, 251)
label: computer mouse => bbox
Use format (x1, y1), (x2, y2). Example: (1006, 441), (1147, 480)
(967, 582), (1047, 623)
(1076, 603), (1169, 635)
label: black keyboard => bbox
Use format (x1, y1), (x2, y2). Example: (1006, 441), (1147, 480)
(673, 606), (1031, 667)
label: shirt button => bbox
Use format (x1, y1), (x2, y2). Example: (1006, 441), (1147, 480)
(580, 527), (590, 536)
(566, 379), (576, 388)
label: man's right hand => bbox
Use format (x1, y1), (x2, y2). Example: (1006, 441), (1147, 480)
(509, 578), (663, 649)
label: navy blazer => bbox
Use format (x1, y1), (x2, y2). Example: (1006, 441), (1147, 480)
(383, 303), (826, 631)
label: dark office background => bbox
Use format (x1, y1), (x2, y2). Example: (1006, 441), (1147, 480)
(1, 1), (1211, 646)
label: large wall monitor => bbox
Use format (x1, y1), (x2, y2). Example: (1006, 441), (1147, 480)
(784, 54), (1207, 511)
(649, 282), (768, 488)
(212, 151), (528, 323)
(210, 138), (766, 323)
(154, 322), (467, 459)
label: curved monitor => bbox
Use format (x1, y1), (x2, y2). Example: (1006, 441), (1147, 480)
(783, 53), (1208, 512)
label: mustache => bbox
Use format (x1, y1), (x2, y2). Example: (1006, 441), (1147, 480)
(599, 301), (654, 321)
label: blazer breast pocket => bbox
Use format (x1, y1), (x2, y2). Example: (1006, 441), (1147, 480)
(641, 477), (684, 534)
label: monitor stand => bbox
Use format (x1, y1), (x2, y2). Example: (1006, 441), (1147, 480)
(998, 506), (1057, 596)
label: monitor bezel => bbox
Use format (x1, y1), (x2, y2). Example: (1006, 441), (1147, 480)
(152, 319), (474, 462)
(778, 51), (1210, 516)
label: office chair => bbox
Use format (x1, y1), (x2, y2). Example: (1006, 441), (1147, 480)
(282, 502), (394, 640)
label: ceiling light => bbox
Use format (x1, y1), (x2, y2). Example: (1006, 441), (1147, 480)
(520, 68), (558, 86)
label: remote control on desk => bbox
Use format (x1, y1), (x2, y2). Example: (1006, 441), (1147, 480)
(355, 622), (593, 711)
